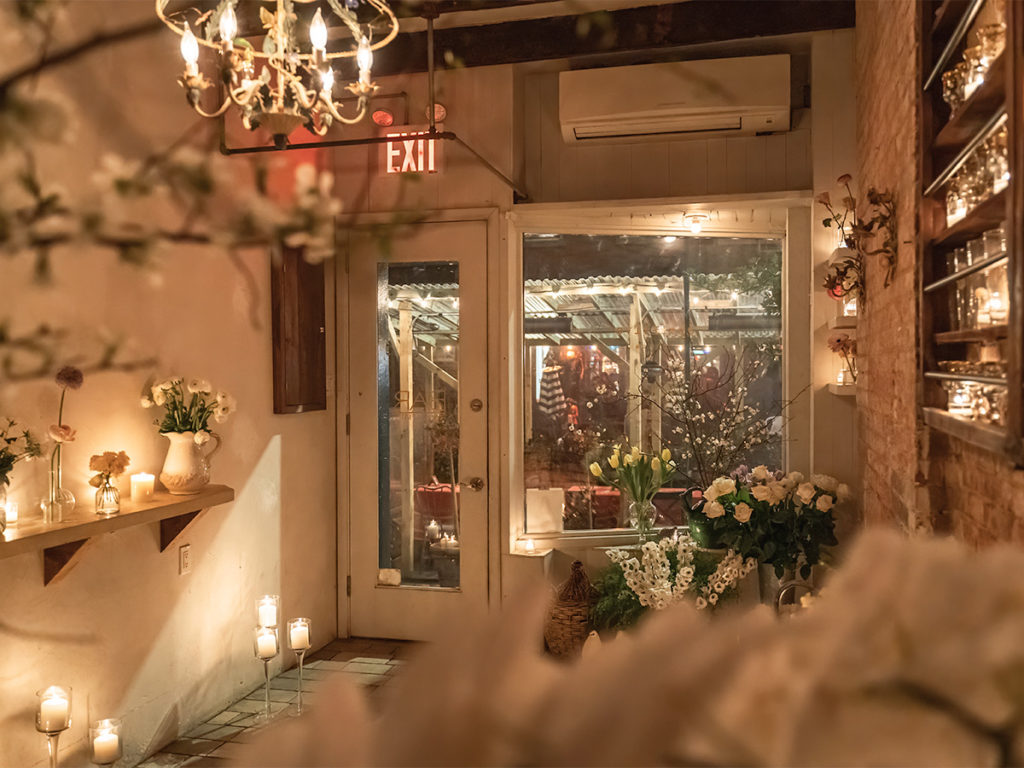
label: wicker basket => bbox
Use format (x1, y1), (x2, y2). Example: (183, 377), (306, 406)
(544, 561), (596, 659)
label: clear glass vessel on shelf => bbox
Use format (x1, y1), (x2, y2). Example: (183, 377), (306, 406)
(938, 21), (1005, 117)
(944, 126), (1010, 227)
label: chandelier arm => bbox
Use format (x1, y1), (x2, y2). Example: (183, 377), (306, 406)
(288, 78), (320, 112)
(190, 95), (233, 119)
(320, 96), (369, 126)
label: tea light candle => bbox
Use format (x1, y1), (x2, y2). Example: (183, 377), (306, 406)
(4, 501), (17, 526)
(524, 538), (536, 553)
(426, 519), (440, 541)
(288, 618), (311, 651)
(130, 473), (155, 503)
(37, 686), (70, 732)
(256, 595), (279, 628)
(988, 293), (1008, 323)
(255, 627), (278, 660)
(91, 719), (121, 765)
(842, 297), (858, 317)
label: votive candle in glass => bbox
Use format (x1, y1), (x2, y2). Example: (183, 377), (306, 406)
(129, 474), (155, 503)
(287, 618), (311, 651)
(36, 686), (71, 733)
(256, 595), (280, 628)
(90, 719), (122, 765)
(5, 501), (18, 526)
(255, 626), (279, 660)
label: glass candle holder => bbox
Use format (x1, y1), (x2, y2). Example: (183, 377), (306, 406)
(95, 482), (120, 517)
(90, 719), (122, 766)
(256, 595), (280, 628)
(4, 501), (18, 528)
(37, 685), (72, 768)
(978, 23), (1006, 64)
(947, 383), (975, 417)
(287, 618), (312, 716)
(129, 473), (154, 503)
(962, 45), (986, 98)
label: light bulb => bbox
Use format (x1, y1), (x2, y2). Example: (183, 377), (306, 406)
(687, 216), (703, 234)
(180, 26), (200, 66)
(320, 67), (334, 93)
(310, 8), (328, 51)
(663, 235), (677, 243)
(357, 35), (373, 73)
(219, 4), (237, 43)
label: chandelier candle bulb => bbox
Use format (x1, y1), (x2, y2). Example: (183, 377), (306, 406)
(320, 68), (334, 95)
(357, 36), (373, 85)
(309, 8), (328, 52)
(218, 4), (237, 48)
(257, 595), (280, 628)
(129, 473), (154, 503)
(180, 26), (199, 74)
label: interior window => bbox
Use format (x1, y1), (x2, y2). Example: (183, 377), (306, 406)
(522, 233), (784, 534)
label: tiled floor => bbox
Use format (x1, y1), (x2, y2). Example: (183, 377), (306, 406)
(137, 638), (414, 767)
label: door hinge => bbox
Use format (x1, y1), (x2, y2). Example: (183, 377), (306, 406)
(346, 575), (351, 596)
(345, 413), (350, 435)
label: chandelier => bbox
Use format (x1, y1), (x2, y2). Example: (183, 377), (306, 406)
(156, 0), (398, 148)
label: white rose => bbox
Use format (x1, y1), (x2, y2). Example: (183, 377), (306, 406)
(734, 502), (753, 523)
(152, 389), (166, 406)
(194, 430), (211, 446)
(705, 477), (736, 502)
(816, 495), (834, 512)
(796, 482), (816, 505)
(752, 465), (770, 481)
(140, 397), (154, 409)
(188, 379), (213, 395)
(811, 473), (839, 492)
(786, 471), (805, 485)
(837, 483), (851, 501)
(751, 484), (773, 503)
(768, 481), (788, 505)
(705, 501), (725, 519)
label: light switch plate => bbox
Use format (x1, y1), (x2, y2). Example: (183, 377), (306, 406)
(179, 544), (192, 575)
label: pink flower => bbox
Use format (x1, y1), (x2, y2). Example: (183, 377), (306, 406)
(815, 191), (831, 206)
(837, 173), (853, 185)
(48, 424), (77, 443)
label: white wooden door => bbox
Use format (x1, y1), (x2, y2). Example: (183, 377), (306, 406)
(347, 220), (489, 639)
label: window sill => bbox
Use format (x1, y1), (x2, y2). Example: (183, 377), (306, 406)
(1, 484), (235, 585)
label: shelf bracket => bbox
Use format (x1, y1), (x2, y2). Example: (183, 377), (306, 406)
(42, 539), (90, 586)
(159, 511), (202, 552)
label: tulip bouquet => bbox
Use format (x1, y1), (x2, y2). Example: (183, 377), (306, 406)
(589, 443), (677, 540)
(143, 377), (236, 446)
(701, 466), (847, 578)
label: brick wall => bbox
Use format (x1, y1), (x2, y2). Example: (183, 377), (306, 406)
(856, 0), (1024, 545)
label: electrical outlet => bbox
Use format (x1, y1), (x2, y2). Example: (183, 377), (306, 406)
(179, 544), (192, 575)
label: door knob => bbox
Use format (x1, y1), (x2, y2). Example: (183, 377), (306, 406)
(460, 477), (485, 492)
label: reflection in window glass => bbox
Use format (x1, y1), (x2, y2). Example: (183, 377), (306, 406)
(378, 262), (461, 587)
(522, 233), (783, 534)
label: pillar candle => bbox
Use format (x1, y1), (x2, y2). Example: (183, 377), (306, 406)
(257, 597), (278, 628)
(289, 622), (311, 651)
(256, 630), (278, 659)
(92, 728), (120, 764)
(130, 473), (155, 503)
(39, 688), (69, 732)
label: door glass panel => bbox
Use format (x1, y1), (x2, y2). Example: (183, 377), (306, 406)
(377, 262), (461, 588)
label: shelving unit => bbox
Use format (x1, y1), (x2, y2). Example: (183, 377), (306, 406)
(0, 485), (234, 585)
(918, 0), (1022, 460)
(828, 382), (858, 397)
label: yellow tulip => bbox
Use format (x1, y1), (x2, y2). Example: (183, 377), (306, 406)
(631, 445), (640, 459)
(661, 448), (671, 462)
(652, 457), (661, 472)
(609, 454), (619, 469)
(589, 462), (603, 477)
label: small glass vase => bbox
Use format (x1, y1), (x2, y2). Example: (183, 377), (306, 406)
(95, 481), (120, 517)
(42, 465), (75, 524)
(628, 500), (658, 543)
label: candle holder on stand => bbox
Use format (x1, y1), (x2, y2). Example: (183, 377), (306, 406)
(36, 685), (72, 768)
(287, 618), (312, 716)
(90, 718), (122, 766)
(254, 626), (279, 721)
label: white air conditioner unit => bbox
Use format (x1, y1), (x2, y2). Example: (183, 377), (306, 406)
(559, 55), (791, 144)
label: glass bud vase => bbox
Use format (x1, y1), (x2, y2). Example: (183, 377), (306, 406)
(41, 466), (75, 524)
(95, 481), (120, 517)
(628, 500), (658, 543)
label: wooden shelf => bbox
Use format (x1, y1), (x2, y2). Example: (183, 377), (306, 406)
(934, 54), (1006, 151)
(0, 484), (234, 585)
(828, 383), (857, 397)
(828, 316), (858, 330)
(923, 407), (1011, 454)
(931, 189), (1007, 248)
(934, 325), (1008, 344)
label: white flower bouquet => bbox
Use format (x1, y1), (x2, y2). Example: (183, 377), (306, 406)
(142, 377), (236, 444)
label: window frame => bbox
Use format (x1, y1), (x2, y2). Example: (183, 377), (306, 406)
(502, 197), (812, 551)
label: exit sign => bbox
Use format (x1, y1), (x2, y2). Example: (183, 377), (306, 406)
(381, 125), (441, 175)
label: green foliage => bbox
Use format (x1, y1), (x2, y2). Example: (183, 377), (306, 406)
(0, 418), (41, 486)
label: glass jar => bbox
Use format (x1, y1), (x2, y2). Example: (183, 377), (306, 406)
(983, 225), (1006, 258)
(942, 68), (962, 113)
(947, 382), (975, 417)
(95, 481), (120, 517)
(978, 23), (1006, 65)
(962, 45), (986, 98)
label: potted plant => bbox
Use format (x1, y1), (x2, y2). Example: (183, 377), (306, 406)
(142, 377), (235, 495)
